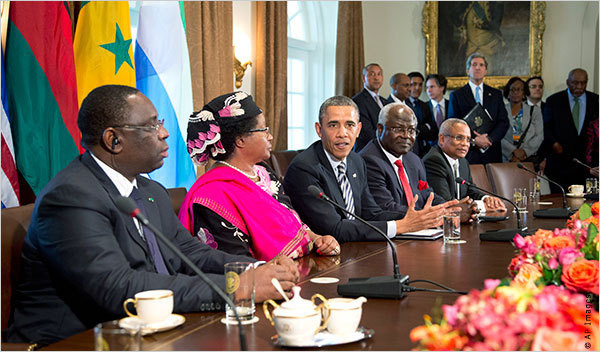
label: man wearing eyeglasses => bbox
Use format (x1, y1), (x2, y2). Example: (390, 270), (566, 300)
(6, 85), (299, 346)
(359, 103), (445, 212)
(423, 118), (505, 212)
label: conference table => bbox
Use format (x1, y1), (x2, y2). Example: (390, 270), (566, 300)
(44, 195), (590, 351)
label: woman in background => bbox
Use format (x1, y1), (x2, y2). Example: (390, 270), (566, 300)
(178, 92), (339, 261)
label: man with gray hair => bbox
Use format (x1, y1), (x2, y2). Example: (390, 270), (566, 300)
(423, 118), (505, 212)
(283, 96), (457, 243)
(447, 53), (508, 164)
(359, 103), (445, 213)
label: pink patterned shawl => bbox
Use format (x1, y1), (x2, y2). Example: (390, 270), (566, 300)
(178, 165), (311, 261)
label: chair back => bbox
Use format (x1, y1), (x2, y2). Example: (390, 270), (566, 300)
(269, 149), (303, 180)
(469, 164), (493, 194)
(485, 162), (536, 200)
(1, 204), (35, 331)
(167, 187), (188, 215)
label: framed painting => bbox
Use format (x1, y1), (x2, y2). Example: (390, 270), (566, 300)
(423, 1), (546, 90)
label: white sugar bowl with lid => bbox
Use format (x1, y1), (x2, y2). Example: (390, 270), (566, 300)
(263, 286), (329, 345)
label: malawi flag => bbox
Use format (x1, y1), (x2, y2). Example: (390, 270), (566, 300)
(5, 2), (82, 195)
(74, 1), (135, 106)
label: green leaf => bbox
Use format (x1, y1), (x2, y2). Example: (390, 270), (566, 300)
(579, 203), (592, 220)
(586, 223), (598, 245)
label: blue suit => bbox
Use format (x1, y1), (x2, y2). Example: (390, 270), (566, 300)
(448, 84), (509, 164)
(359, 139), (444, 214)
(352, 88), (387, 152)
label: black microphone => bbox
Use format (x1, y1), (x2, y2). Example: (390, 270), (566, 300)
(307, 185), (409, 299)
(455, 177), (530, 241)
(516, 163), (572, 219)
(573, 158), (593, 170)
(115, 196), (247, 350)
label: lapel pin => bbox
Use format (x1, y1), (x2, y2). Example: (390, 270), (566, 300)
(148, 197), (154, 203)
(353, 173), (357, 178)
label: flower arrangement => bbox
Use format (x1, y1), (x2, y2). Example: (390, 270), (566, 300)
(410, 202), (600, 350)
(410, 281), (598, 350)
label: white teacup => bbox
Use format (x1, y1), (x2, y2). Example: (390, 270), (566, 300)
(123, 289), (173, 324)
(569, 184), (584, 195)
(325, 297), (366, 336)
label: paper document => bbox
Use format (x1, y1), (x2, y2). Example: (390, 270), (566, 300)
(398, 229), (443, 237)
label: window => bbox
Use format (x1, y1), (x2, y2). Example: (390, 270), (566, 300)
(287, 2), (337, 150)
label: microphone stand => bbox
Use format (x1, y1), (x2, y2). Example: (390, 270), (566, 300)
(516, 163), (572, 219)
(115, 197), (247, 350)
(455, 177), (530, 241)
(307, 185), (409, 299)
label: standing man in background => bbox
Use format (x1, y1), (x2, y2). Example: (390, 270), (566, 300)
(353, 63), (386, 152)
(407, 71), (436, 157)
(448, 53), (508, 164)
(426, 74), (449, 131)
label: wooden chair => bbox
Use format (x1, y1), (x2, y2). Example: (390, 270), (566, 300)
(485, 162), (536, 200)
(167, 187), (188, 215)
(269, 149), (303, 180)
(1, 204), (37, 350)
(469, 164), (493, 194)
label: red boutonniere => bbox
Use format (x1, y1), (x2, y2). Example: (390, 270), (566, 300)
(418, 180), (429, 191)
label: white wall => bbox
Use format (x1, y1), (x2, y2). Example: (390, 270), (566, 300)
(363, 1), (599, 100)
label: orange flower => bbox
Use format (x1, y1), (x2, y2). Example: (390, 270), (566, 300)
(561, 259), (599, 295)
(410, 324), (467, 351)
(543, 236), (576, 250)
(531, 327), (586, 351)
(513, 263), (543, 291)
(591, 202), (599, 216)
(531, 229), (554, 247)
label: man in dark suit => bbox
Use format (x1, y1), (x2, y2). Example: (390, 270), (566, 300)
(423, 118), (505, 212)
(352, 63), (387, 152)
(447, 53), (509, 164)
(543, 68), (599, 192)
(385, 73), (411, 105)
(407, 72), (436, 157)
(426, 74), (449, 130)
(6, 85), (298, 346)
(283, 96), (455, 243)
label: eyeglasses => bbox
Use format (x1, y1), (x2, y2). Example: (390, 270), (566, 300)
(387, 126), (418, 136)
(443, 134), (472, 144)
(113, 119), (165, 133)
(248, 126), (270, 134)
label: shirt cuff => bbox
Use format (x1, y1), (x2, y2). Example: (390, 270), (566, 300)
(475, 196), (489, 213)
(252, 261), (267, 268)
(386, 221), (397, 238)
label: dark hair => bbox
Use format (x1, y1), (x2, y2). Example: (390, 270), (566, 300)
(318, 96), (359, 124)
(425, 74), (447, 94)
(212, 115), (259, 161)
(78, 85), (140, 148)
(503, 77), (527, 99)
(389, 73), (407, 87)
(408, 71), (424, 81)
(525, 76), (544, 97)
(362, 63), (382, 76)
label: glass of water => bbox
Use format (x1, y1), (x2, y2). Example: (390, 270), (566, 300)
(224, 262), (255, 322)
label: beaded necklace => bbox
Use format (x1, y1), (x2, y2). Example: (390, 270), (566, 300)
(217, 161), (258, 179)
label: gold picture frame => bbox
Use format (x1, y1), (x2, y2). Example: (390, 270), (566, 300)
(423, 1), (546, 90)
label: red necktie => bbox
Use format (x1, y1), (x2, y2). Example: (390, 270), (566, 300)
(394, 159), (413, 206)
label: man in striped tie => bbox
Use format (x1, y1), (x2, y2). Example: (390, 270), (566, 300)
(284, 96), (458, 243)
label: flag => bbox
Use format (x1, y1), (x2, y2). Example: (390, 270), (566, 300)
(1, 43), (20, 208)
(74, 1), (136, 106)
(134, 1), (196, 189)
(5, 2), (81, 196)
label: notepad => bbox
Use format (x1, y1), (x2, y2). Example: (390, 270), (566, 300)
(394, 229), (443, 240)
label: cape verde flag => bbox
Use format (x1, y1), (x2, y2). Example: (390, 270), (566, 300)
(134, 1), (196, 189)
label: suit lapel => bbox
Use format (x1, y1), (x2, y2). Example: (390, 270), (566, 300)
(315, 145), (346, 209)
(345, 156), (361, 213)
(435, 147), (457, 197)
(463, 84), (477, 106)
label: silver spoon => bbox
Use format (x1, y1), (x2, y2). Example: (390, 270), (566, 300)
(271, 278), (290, 301)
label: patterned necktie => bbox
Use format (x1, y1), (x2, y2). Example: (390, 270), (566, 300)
(435, 104), (444, 127)
(337, 162), (355, 219)
(475, 86), (481, 104)
(130, 187), (169, 274)
(572, 96), (580, 134)
(374, 95), (383, 109)
(394, 159), (413, 206)
(453, 163), (460, 199)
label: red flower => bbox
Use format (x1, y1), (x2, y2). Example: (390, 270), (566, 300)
(561, 259), (599, 295)
(418, 180), (429, 191)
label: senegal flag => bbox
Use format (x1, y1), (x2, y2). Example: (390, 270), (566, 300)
(5, 2), (81, 195)
(74, 1), (135, 106)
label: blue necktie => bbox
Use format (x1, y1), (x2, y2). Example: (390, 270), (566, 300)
(130, 187), (169, 274)
(475, 86), (481, 104)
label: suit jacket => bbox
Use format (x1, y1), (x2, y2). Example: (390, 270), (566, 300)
(408, 98), (438, 157)
(543, 89), (599, 189)
(352, 88), (386, 152)
(427, 99), (450, 129)
(359, 139), (444, 214)
(6, 152), (251, 345)
(422, 146), (486, 202)
(282, 141), (401, 243)
(448, 83), (509, 164)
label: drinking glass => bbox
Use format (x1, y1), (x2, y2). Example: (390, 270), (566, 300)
(224, 262), (255, 322)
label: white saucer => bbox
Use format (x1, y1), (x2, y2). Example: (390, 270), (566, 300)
(119, 314), (185, 335)
(272, 327), (374, 347)
(567, 193), (585, 198)
(220, 316), (259, 325)
(310, 277), (340, 284)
